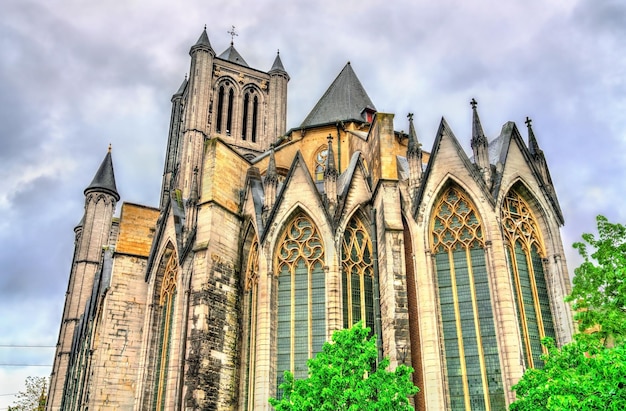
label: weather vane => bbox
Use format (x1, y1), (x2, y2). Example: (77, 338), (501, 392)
(228, 25), (238, 45)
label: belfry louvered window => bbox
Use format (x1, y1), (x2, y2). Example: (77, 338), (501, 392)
(341, 217), (376, 334)
(501, 189), (555, 369)
(154, 253), (177, 411)
(241, 91), (259, 143)
(431, 186), (505, 411)
(276, 214), (325, 396)
(242, 239), (259, 411)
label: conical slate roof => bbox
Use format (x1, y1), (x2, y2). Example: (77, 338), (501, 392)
(269, 52), (286, 73)
(301, 62), (375, 128)
(190, 28), (213, 54)
(84, 149), (119, 201)
(217, 45), (249, 67)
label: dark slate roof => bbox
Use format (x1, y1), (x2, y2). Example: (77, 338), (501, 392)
(301, 62), (376, 128)
(217, 44), (249, 67)
(174, 77), (188, 96)
(269, 52), (287, 73)
(84, 150), (120, 201)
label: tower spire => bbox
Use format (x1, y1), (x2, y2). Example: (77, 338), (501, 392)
(525, 116), (541, 156)
(324, 134), (338, 213)
(470, 98), (492, 188)
(263, 145), (279, 217)
(525, 116), (552, 188)
(406, 113), (423, 195)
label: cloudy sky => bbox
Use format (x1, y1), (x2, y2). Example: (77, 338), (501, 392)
(1, 0), (624, 406)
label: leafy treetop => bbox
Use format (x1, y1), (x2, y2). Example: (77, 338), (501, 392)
(269, 322), (418, 411)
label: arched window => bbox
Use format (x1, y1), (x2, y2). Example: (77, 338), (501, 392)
(242, 93), (250, 141)
(314, 147), (328, 181)
(242, 238), (259, 410)
(275, 214), (325, 395)
(154, 252), (178, 410)
(216, 86), (224, 134)
(251, 95), (258, 143)
(501, 189), (555, 369)
(341, 217), (375, 332)
(431, 185), (504, 410)
(226, 88), (234, 136)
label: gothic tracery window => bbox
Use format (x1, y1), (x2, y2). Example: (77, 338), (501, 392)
(501, 189), (555, 369)
(341, 217), (376, 332)
(242, 238), (259, 410)
(275, 214), (325, 395)
(154, 252), (178, 410)
(431, 185), (505, 410)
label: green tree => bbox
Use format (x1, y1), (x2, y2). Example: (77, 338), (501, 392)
(269, 322), (419, 411)
(9, 376), (47, 411)
(568, 215), (626, 342)
(511, 215), (626, 410)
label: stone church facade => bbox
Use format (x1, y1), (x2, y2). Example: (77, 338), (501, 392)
(47, 28), (575, 410)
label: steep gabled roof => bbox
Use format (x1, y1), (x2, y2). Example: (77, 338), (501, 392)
(84, 149), (119, 201)
(217, 45), (249, 67)
(301, 62), (375, 128)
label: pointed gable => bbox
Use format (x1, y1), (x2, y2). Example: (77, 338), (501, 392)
(261, 151), (327, 242)
(491, 122), (564, 224)
(336, 152), (372, 221)
(413, 118), (493, 218)
(301, 62), (376, 128)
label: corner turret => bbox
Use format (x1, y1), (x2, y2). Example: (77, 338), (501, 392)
(268, 50), (289, 141)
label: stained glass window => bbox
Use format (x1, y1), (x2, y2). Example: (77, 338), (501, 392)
(501, 189), (556, 369)
(154, 252), (178, 411)
(341, 217), (376, 335)
(276, 214), (325, 396)
(431, 186), (505, 410)
(242, 239), (259, 410)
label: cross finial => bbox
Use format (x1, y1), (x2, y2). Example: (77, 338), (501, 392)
(204, 24), (207, 31)
(407, 113), (414, 121)
(470, 98), (478, 109)
(108, 143), (112, 153)
(227, 25), (238, 45)
(327, 133), (333, 143)
(525, 116), (532, 128)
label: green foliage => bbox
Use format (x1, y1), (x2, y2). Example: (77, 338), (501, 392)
(269, 322), (418, 411)
(568, 215), (626, 342)
(9, 376), (47, 411)
(511, 215), (626, 410)
(510, 336), (626, 410)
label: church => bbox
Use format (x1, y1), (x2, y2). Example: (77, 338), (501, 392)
(47, 28), (575, 411)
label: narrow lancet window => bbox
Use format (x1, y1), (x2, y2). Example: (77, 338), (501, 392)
(276, 214), (325, 397)
(501, 189), (556, 369)
(216, 86), (225, 134)
(341, 217), (376, 333)
(154, 253), (178, 411)
(431, 185), (505, 410)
